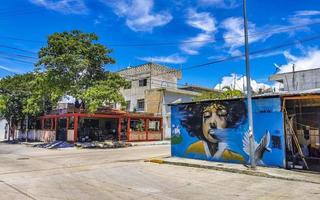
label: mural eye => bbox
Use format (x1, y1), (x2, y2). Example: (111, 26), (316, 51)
(203, 111), (211, 118)
(218, 109), (227, 116)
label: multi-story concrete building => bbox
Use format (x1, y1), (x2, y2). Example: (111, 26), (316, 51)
(118, 62), (213, 138)
(269, 68), (320, 91)
(118, 62), (182, 112)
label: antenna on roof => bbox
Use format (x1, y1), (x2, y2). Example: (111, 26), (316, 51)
(274, 63), (281, 73)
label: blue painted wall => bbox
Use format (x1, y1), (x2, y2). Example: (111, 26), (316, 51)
(171, 97), (286, 168)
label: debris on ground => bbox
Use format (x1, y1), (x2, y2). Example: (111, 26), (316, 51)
(1, 140), (21, 144)
(34, 141), (74, 149)
(75, 140), (132, 149)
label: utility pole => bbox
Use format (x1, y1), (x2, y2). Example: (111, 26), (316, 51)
(243, 0), (256, 168)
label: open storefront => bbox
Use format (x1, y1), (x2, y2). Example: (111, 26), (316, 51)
(283, 95), (320, 171)
(39, 112), (163, 143)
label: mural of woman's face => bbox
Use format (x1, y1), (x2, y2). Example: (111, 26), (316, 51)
(202, 104), (228, 143)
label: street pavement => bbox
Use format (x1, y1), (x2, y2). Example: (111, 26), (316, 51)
(0, 143), (319, 200)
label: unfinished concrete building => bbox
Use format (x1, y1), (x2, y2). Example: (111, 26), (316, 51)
(269, 68), (320, 91)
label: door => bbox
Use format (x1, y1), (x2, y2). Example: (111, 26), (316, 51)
(57, 118), (67, 141)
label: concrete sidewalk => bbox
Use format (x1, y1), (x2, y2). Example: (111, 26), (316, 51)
(129, 140), (170, 146)
(15, 140), (171, 148)
(146, 157), (320, 184)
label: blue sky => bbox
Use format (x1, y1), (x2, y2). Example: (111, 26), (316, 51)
(1, 0), (320, 90)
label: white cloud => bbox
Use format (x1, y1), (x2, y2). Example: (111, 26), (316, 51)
(198, 0), (239, 9)
(29, 0), (88, 14)
(276, 48), (320, 73)
(104, 0), (172, 32)
(294, 10), (320, 17)
(214, 73), (271, 93)
(186, 9), (216, 32)
(208, 49), (283, 61)
(250, 50), (284, 60)
(288, 10), (320, 26)
(138, 54), (186, 64)
(180, 33), (214, 55)
(221, 17), (266, 50)
(94, 19), (101, 25)
(93, 15), (104, 25)
(220, 14), (317, 56)
(0, 65), (21, 74)
(181, 9), (217, 55)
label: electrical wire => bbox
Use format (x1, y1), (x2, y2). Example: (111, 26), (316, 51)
(2, 33), (320, 88)
(0, 44), (37, 54)
(0, 21), (320, 47)
(124, 33), (320, 84)
(0, 55), (34, 64)
(0, 51), (37, 60)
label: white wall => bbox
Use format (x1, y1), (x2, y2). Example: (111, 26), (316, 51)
(162, 92), (195, 138)
(119, 65), (179, 112)
(0, 119), (8, 141)
(271, 69), (320, 91)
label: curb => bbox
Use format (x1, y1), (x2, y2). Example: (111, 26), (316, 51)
(146, 158), (320, 185)
(130, 142), (171, 147)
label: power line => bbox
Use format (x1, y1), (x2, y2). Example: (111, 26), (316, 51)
(0, 55), (34, 64)
(124, 34), (320, 86)
(0, 21), (320, 47)
(0, 51), (37, 60)
(2, 33), (320, 86)
(0, 44), (37, 54)
(108, 21), (320, 47)
(0, 36), (44, 44)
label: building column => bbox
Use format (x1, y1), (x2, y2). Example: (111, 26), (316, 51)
(54, 117), (57, 130)
(41, 118), (44, 130)
(74, 115), (78, 143)
(117, 118), (122, 141)
(50, 118), (54, 130)
(145, 119), (149, 141)
(127, 117), (131, 142)
(66, 117), (69, 130)
(160, 118), (163, 141)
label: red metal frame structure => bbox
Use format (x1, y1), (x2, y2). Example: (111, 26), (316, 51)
(39, 112), (163, 143)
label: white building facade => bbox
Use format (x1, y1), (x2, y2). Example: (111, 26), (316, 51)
(118, 63), (200, 138)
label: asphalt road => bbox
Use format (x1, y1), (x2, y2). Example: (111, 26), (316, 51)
(0, 143), (319, 200)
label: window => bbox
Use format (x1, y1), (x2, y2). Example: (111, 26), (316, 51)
(137, 99), (145, 111)
(148, 120), (160, 131)
(130, 119), (145, 131)
(139, 79), (147, 87)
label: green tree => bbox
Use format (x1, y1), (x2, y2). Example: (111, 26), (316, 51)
(35, 30), (115, 99)
(0, 73), (35, 134)
(24, 72), (54, 115)
(31, 30), (128, 113)
(82, 73), (130, 113)
(193, 88), (243, 101)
